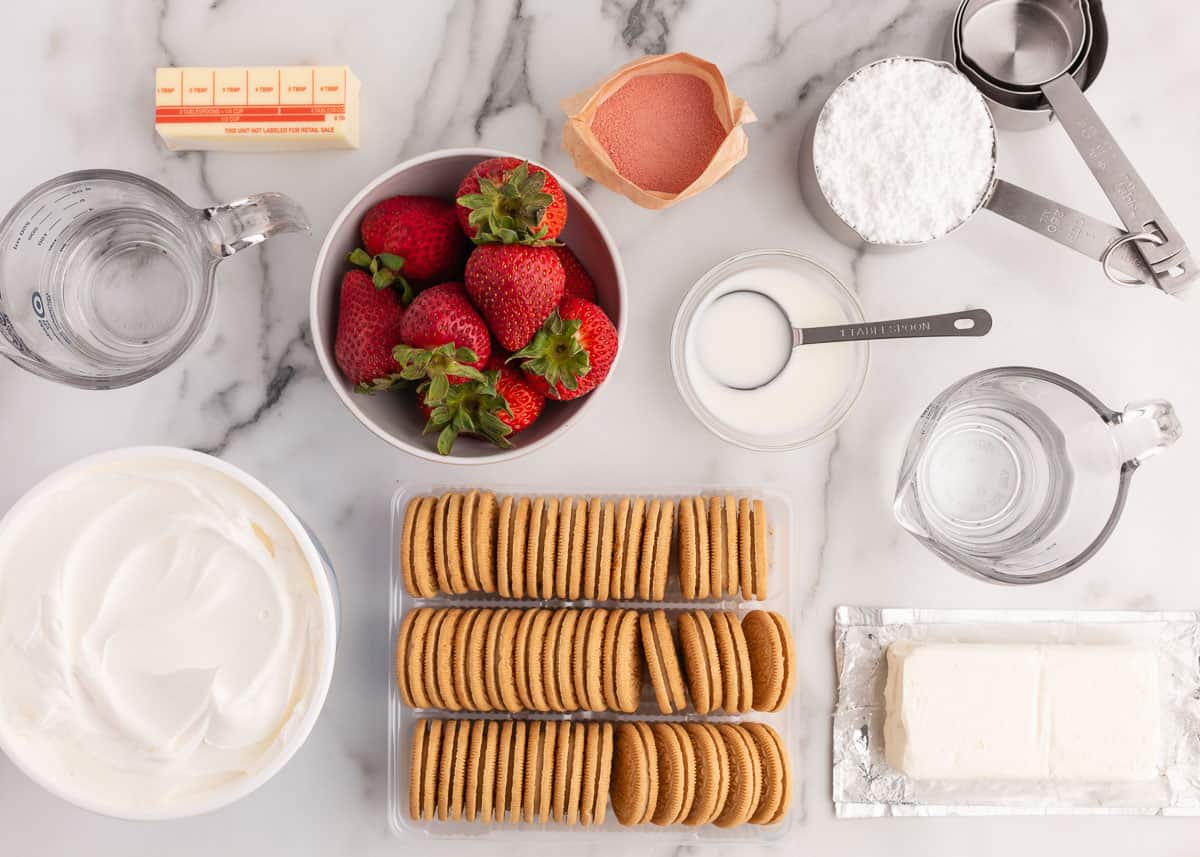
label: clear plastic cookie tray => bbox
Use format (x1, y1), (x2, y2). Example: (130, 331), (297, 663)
(386, 483), (801, 844)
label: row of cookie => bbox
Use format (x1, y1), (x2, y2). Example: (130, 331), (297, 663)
(400, 491), (769, 601)
(611, 721), (790, 828)
(408, 719), (789, 828)
(397, 607), (643, 714)
(394, 606), (794, 715)
(409, 718), (613, 826)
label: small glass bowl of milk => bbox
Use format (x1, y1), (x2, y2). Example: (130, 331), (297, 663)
(670, 250), (869, 450)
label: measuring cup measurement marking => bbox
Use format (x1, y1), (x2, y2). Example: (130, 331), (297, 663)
(15, 190), (96, 256)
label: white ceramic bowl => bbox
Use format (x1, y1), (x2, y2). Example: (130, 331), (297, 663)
(0, 446), (339, 820)
(310, 148), (627, 464)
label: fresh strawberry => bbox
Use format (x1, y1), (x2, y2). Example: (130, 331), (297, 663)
(464, 244), (565, 351)
(334, 269), (406, 390)
(455, 158), (567, 244)
(512, 296), (618, 400)
(398, 282), (491, 373)
(358, 195), (466, 284)
(485, 353), (545, 435)
(417, 355), (545, 455)
(551, 245), (596, 301)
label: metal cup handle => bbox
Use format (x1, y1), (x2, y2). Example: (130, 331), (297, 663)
(983, 179), (1155, 284)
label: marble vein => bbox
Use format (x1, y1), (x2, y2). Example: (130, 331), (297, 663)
(604, 0), (688, 55)
(753, 0), (927, 129)
(474, 0), (536, 137)
(194, 326), (310, 456)
(394, 0), (474, 159)
(804, 431), (841, 611)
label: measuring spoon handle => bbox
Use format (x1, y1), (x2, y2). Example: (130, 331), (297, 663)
(984, 179), (1152, 283)
(798, 309), (992, 345)
(1040, 74), (1193, 284)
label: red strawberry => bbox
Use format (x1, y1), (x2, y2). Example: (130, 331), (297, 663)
(398, 282), (490, 372)
(512, 296), (618, 400)
(417, 354), (545, 455)
(360, 284), (490, 399)
(486, 353), (545, 435)
(455, 158), (567, 244)
(464, 244), (565, 351)
(551, 245), (597, 301)
(334, 269), (406, 390)
(358, 195), (466, 284)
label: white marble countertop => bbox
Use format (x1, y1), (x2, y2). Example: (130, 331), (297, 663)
(2, 0), (1199, 854)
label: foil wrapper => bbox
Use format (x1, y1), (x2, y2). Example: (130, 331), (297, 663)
(833, 606), (1200, 817)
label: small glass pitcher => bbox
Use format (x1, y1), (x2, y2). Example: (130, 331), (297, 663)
(894, 366), (1182, 584)
(0, 169), (309, 389)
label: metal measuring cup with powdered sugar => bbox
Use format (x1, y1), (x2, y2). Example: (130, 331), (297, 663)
(798, 56), (1174, 294)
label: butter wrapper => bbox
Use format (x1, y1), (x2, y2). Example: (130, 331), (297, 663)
(833, 606), (1200, 817)
(560, 52), (755, 210)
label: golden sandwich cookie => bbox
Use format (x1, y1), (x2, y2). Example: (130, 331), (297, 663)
(691, 496), (710, 601)
(640, 609), (687, 714)
(741, 609), (795, 712)
(649, 722), (691, 825)
(678, 497), (699, 600)
(460, 490), (481, 592)
(638, 498), (662, 601)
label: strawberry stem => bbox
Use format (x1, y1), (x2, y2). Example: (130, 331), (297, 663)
(509, 310), (590, 398)
(394, 343), (484, 404)
(420, 369), (515, 455)
(456, 161), (560, 247)
(356, 343), (481, 397)
(348, 247), (413, 303)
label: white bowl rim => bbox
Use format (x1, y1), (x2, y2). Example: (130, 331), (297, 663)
(309, 147), (628, 465)
(0, 446), (340, 821)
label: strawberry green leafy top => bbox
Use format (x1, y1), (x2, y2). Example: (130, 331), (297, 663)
(456, 161), (560, 246)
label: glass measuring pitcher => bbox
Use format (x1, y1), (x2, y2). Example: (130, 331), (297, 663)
(0, 169), (309, 389)
(894, 367), (1181, 584)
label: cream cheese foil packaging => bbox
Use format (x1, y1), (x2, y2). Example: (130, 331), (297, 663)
(833, 606), (1200, 817)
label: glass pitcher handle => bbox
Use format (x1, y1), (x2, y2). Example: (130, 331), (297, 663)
(1113, 400), (1183, 467)
(202, 193), (310, 257)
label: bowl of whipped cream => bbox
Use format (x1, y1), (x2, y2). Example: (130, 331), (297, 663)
(0, 447), (339, 819)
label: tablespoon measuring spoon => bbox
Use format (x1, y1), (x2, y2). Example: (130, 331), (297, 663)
(698, 290), (992, 391)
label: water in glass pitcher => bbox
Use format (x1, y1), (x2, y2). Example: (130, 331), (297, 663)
(900, 395), (1075, 555)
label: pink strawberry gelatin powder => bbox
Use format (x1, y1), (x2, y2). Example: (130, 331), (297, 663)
(590, 73), (727, 195)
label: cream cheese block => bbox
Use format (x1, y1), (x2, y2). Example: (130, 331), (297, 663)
(155, 66), (360, 151)
(883, 641), (1161, 782)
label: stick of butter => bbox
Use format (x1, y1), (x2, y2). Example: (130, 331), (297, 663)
(155, 66), (360, 151)
(884, 642), (1161, 782)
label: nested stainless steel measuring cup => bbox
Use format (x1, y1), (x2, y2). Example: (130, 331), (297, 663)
(799, 57), (1169, 292)
(943, 0), (1109, 131)
(952, 0), (1196, 295)
(894, 366), (1181, 585)
(0, 170), (309, 389)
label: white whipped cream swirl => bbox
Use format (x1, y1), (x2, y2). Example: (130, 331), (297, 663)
(0, 453), (328, 817)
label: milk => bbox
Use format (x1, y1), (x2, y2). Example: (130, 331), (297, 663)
(684, 264), (858, 442)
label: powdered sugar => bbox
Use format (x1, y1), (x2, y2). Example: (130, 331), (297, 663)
(813, 58), (996, 244)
